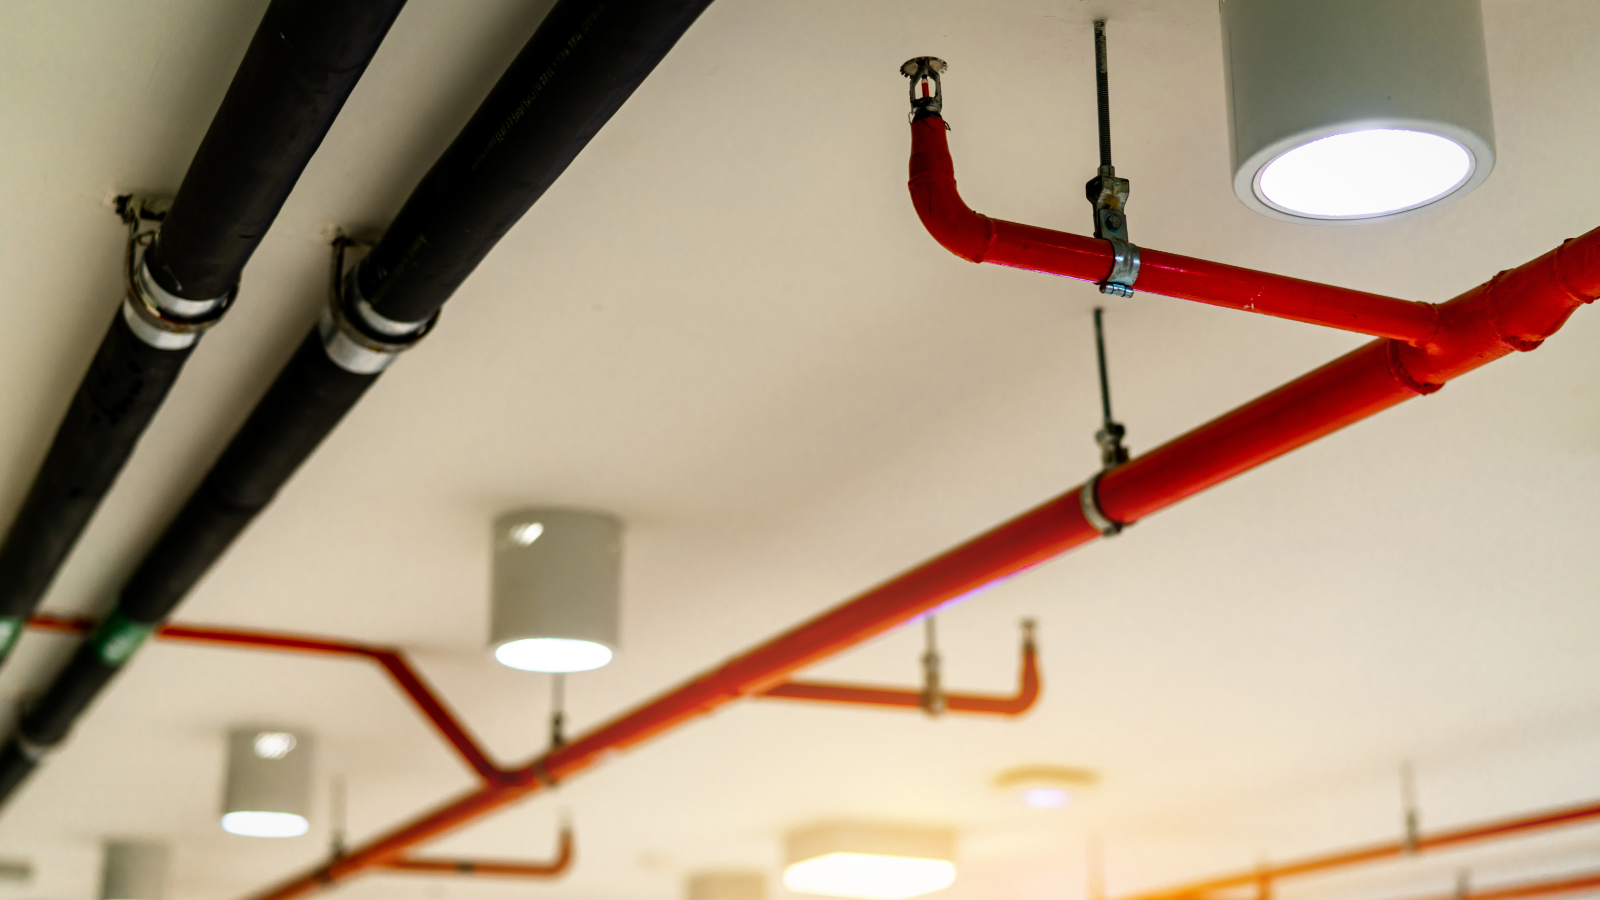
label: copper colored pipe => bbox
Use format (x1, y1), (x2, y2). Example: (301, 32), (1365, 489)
(1438, 870), (1600, 900)
(758, 631), (1039, 716)
(24, 614), (507, 785)
(907, 115), (1441, 343)
(240, 220), (1598, 900)
(377, 827), (573, 878)
(1112, 800), (1600, 900)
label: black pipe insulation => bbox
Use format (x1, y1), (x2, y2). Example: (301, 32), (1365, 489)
(0, 0), (711, 807)
(148, 0), (411, 301)
(18, 332), (380, 748)
(0, 0), (407, 665)
(357, 0), (717, 326)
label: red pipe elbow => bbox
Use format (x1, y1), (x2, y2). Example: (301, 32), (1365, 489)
(908, 116), (994, 262)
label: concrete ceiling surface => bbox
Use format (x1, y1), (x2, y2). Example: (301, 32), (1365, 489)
(0, 1), (1596, 899)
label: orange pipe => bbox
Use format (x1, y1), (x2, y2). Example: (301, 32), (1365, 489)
(243, 221), (1599, 900)
(376, 827), (572, 878)
(24, 614), (508, 785)
(1111, 800), (1600, 900)
(758, 630), (1039, 716)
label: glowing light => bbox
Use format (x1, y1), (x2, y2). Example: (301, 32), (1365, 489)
(494, 637), (612, 672)
(1021, 786), (1072, 809)
(1257, 129), (1472, 219)
(508, 522), (544, 545)
(220, 811), (308, 838)
(252, 732), (295, 760)
(784, 853), (956, 900)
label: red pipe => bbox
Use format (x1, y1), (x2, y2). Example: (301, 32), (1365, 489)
(758, 632), (1039, 716)
(376, 827), (573, 878)
(24, 614), (507, 785)
(242, 220), (1598, 900)
(908, 116), (1441, 343)
(1431, 870), (1600, 900)
(1112, 799), (1600, 900)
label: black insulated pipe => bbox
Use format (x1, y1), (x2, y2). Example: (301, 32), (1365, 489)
(0, 0), (712, 809)
(356, 0), (716, 326)
(0, 0), (407, 666)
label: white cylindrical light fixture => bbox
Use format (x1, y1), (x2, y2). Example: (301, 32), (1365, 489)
(784, 823), (956, 900)
(491, 508), (622, 673)
(1221, 0), (1495, 223)
(101, 841), (169, 900)
(688, 870), (768, 900)
(221, 728), (312, 838)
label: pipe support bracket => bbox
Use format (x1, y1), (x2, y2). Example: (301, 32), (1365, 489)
(121, 220), (235, 350)
(319, 240), (437, 374)
(1099, 238), (1140, 298)
(1080, 471), (1124, 536)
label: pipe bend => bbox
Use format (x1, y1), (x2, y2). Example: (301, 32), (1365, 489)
(908, 116), (994, 263)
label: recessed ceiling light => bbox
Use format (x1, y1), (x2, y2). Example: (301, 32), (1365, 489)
(784, 823), (956, 900)
(1221, 0), (1494, 223)
(994, 765), (1097, 810)
(491, 509), (622, 673)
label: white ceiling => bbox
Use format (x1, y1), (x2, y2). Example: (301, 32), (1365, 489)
(0, 1), (1597, 899)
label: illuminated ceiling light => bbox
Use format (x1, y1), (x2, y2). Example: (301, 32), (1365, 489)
(994, 765), (1098, 810)
(689, 870), (768, 900)
(491, 509), (622, 673)
(101, 841), (168, 900)
(784, 823), (956, 900)
(220, 728), (312, 838)
(1221, 0), (1494, 223)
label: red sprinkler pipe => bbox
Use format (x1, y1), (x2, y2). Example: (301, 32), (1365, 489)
(1111, 798), (1600, 900)
(1416, 870), (1600, 900)
(376, 826), (573, 878)
(908, 116), (1441, 343)
(758, 624), (1039, 716)
(242, 223), (1598, 900)
(25, 614), (508, 786)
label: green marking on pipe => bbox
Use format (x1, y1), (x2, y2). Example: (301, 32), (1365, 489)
(92, 611), (153, 667)
(0, 617), (22, 659)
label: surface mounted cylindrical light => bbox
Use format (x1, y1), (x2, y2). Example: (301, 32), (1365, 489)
(491, 508), (622, 673)
(1220, 0), (1495, 223)
(784, 823), (956, 900)
(689, 870), (768, 900)
(221, 728), (312, 837)
(101, 841), (169, 900)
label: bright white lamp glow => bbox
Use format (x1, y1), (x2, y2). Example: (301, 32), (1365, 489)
(1257, 129), (1472, 219)
(252, 732), (295, 760)
(1020, 786), (1073, 809)
(220, 811), (309, 838)
(494, 637), (613, 672)
(783, 853), (956, 900)
(508, 521), (544, 545)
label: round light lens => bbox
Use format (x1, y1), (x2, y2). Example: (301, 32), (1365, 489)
(1257, 129), (1472, 219)
(221, 811), (309, 838)
(494, 637), (613, 672)
(1020, 786), (1073, 809)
